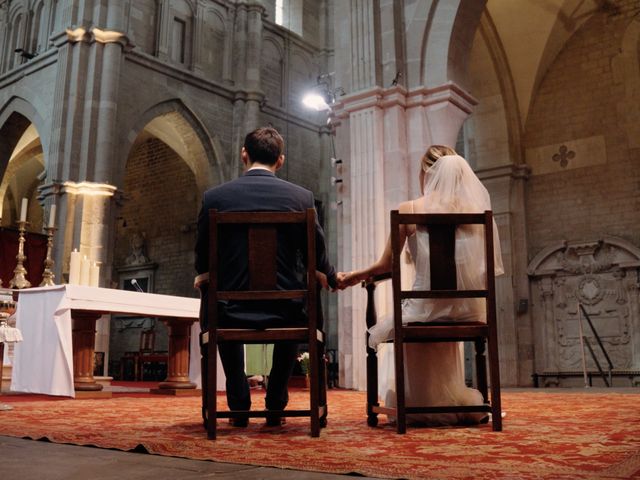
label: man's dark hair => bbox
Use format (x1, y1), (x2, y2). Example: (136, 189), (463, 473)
(243, 127), (284, 166)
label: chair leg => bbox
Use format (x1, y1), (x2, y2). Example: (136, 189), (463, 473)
(207, 336), (218, 440)
(394, 338), (407, 434)
(309, 336), (320, 437)
(201, 347), (208, 428)
(319, 346), (328, 428)
(487, 338), (502, 432)
(475, 338), (488, 402)
(366, 341), (379, 427)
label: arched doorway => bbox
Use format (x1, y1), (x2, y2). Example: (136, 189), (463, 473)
(109, 106), (220, 380)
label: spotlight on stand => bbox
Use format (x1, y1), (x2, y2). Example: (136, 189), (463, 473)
(301, 73), (345, 112)
(302, 91), (331, 111)
(330, 176), (343, 186)
(331, 157), (342, 167)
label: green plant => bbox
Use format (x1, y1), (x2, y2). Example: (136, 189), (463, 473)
(297, 352), (310, 375)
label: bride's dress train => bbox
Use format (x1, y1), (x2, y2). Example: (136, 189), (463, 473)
(368, 154), (504, 426)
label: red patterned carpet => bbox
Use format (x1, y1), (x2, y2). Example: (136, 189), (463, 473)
(0, 389), (639, 479)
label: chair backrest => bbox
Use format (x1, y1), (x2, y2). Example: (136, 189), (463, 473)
(139, 328), (156, 353)
(390, 210), (496, 322)
(208, 209), (317, 330)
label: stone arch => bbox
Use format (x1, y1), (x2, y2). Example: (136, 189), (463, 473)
(0, 95), (48, 179)
(118, 98), (224, 193)
(0, 132), (44, 226)
(466, 11), (523, 166)
(0, 98), (46, 228)
(409, 0), (487, 89)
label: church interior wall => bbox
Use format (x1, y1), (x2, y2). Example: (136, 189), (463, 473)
(463, 31), (510, 171)
(524, 8), (640, 257)
(116, 137), (198, 299)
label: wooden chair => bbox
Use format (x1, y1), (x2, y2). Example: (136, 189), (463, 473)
(364, 210), (502, 433)
(137, 328), (168, 381)
(120, 327), (168, 381)
(201, 209), (327, 439)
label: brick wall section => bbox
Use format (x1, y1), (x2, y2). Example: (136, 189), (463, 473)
(114, 138), (198, 299)
(524, 3), (640, 257)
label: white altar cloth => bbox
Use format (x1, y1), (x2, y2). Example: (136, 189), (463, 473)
(11, 285), (221, 397)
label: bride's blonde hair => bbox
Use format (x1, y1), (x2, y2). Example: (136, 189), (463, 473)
(421, 145), (457, 172)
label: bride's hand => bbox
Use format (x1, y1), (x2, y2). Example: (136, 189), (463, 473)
(337, 271), (360, 289)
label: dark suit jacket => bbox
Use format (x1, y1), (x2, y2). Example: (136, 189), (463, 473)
(195, 169), (336, 329)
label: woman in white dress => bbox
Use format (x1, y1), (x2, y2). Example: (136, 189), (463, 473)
(339, 146), (504, 425)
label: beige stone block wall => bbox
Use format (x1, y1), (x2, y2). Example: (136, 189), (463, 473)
(524, 8), (640, 257)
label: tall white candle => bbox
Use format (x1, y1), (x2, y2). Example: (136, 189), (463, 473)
(48, 204), (57, 229)
(89, 262), (100, 287)
(69, 249), (81, 284)
(19, 198), (28, 222)
(80, 256), (91, 286)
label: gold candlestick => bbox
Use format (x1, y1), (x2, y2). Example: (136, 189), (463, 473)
(9, 221), (31, 289)
(40, 226), (57, 286)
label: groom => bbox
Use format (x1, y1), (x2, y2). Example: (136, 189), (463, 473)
(194, 127), (337, 426)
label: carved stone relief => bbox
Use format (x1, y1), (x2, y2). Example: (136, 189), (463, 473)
(528, 237), (640, 385)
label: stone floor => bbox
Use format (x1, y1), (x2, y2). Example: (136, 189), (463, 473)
(0, 435), (375, 480)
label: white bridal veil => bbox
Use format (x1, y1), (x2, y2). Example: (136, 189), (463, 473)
(368, 154), (504, 348)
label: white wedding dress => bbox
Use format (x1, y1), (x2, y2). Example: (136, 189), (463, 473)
(368, 154), (504, 426)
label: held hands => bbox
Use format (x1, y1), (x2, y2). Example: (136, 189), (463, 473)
(315, 271), (365, 292)
(336, 271), (361, 290)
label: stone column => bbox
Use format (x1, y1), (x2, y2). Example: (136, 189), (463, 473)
(192, 1), (206, 76)
(337, 93), (387, 390)
(539, 277), (558, 373)
(92, 27), (132, 182)
(243, 2), (264, 134)
(230, 2), (265, 176)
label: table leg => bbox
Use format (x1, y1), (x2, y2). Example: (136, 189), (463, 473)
(71, 310), (103, 392)
(154, 318), (196, 394)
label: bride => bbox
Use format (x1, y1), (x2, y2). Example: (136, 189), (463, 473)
(338, 146), (504, 425)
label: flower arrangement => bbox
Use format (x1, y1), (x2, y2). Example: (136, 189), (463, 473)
(297, 352), (310, 376)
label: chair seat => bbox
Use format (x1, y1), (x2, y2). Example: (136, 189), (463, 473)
(402, 322), (488, 341)
(203, 328), (323, 343)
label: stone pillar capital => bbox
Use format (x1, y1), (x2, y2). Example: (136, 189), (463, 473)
(406, 81), (477, 114)
(63, 27), (134, 51)
(59, 181), (118, 198)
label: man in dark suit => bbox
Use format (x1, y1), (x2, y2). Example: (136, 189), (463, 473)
(194, 127), (337, 426)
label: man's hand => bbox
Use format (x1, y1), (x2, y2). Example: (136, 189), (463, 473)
(316, 271), (330, 290)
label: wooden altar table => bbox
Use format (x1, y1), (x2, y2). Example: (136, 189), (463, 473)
(11, 285), (202, 398)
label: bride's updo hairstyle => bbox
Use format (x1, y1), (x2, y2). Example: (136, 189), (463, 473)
(419, 145), (457, 193)
(421, 145), (457, 172)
